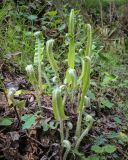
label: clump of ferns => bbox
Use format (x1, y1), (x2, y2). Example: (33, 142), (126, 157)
(52, 10), (94, 159)
(25, 9), (94, 160)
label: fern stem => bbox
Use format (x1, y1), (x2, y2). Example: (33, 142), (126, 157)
(63, 147), (70, 160)
(75, 111), (82, 138)
(63, 140), (71, 160)
(60, 120), (64, 145)
(75, 123), (92, 149)
(37, 38), (42, 93)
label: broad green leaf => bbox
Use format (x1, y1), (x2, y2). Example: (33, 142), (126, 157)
(103, 144), (116, 153)
(46, 39), (59, 74)
(91, 145), (104, 153)
(0, 117), (13, 126)
(46, 10), (57, 16)
(21, 114), (37, 129)
(68, 9), (75, 69)
(52, 87), (66, 121)
(101, 98), (113, 108)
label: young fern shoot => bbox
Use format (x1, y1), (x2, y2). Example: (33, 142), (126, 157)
(64, 9), (76, 103)
(26, 64), (42, 110)
(46, 39), (60, 82)
(75, 24), (92, 138)
(75, 115), (94, 149)
(52, 87), (67, 146)
(25, 31), (44, 110)
(34, 31), (44, 94)
(68, 9), (75, 69)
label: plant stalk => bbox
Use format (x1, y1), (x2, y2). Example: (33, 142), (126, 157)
(75, 123), (92, 149)
(60, 120), (64, 145)
(63, 147), (70, 160)
(13, 105), (21, 127)
(60, 120), (64, 159)
(75, 111), (82, 138)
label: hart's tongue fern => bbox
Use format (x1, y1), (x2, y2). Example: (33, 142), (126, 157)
(68, 9), (75, 69)
(75, 24), (92, 138)
(52, 86), (67, 146)
(25, 10), (94, 159)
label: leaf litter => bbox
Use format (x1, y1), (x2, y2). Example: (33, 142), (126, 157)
(0, 60), (127, 160)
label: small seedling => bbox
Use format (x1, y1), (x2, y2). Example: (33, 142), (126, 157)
(7, 87), (21, 126)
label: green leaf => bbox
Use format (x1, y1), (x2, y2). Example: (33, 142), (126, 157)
(0, 117), (13, 126)
(68, 9), (75, 69)
(94, 135), (106, 145)
(114, 117), (122, 124)
(107, 132), (118, 139)
(34, 33), (44, 66)
(103, 145), (116, 153)
(98, 52), (109, 62)
(101, 72), (117, 87)
(85, 24), (92, 57)
(14, 100), (26, 108)
(52, 87), (67, 121)
(77, 57), (91, 112)
(27, 15), (37, 21)
(46, 10), (57, 16)
(91, 145), (104, 153)
(77, 24), (92, 113)
(21, 114), (37, 129)
(101, 98), (113, 108)
(86, 156), (100, 160)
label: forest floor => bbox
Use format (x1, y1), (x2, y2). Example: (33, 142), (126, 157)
(0, 1), (128, 160)
(0, 60), (127, 160)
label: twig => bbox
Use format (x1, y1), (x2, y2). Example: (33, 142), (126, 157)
(26, 133), (45, 148)
(13, 105), (22, 127)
